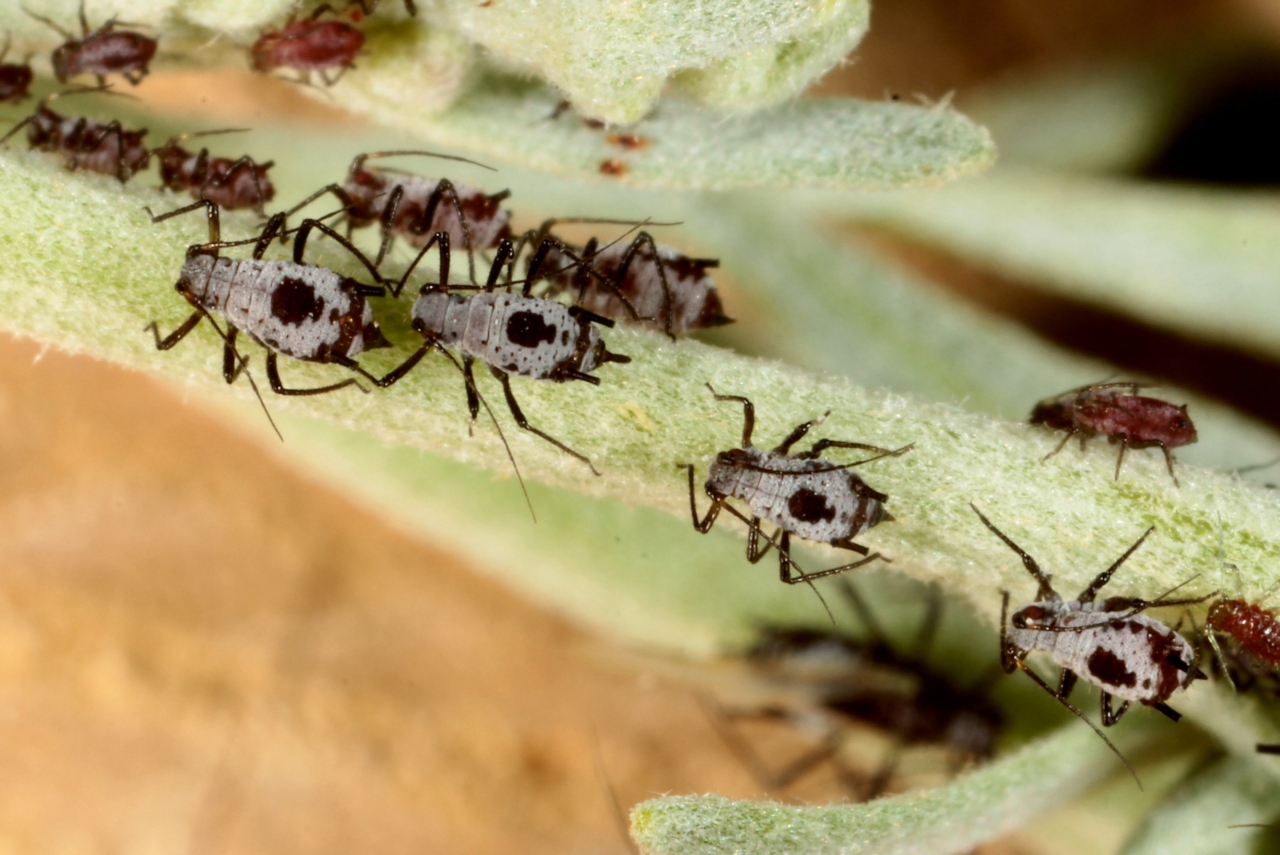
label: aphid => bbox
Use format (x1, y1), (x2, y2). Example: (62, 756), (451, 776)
(404, 233), (632, 474)
(1030, 381), (1197, 485)
(283, 150), (510, 274)
(600, 159), (627, 176)
(523, 221), (732, 338)
(251, 5), (365, 86)
(973, 504), (1210, 782)
(150, 130), (275, 214)
(146, 200), (431, 400)
(0, 34), (34, 104)
(25, 1), (156, 86)
(606, 133), (647, 150)
(0, 88), (149, 182)
(685, 386), (912, 587)
(710, 580), (1003, 800)
(1206, 596), (1280, 672)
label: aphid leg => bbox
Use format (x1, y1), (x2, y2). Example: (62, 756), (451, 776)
(330, 344), (432, 388)
(702, 697), (841, 791)
(779, 533), (883, 585)
(278, 183), (355, 241)
(520, 236), (566, 295)
(251, 214), (287, 259)
(1206, 629), (1240, 691)
(1150, 702), (1181, 722)
(772, 412), (828, 455)
(1113, 437), (1129, 481)
(799, 440), (916, 469)
(145, 311), (203, 351)
(746, 518), (775, 563)
(151, 198), (223, 245)
(265, 352), (367, 396)
(0, 114), (33, 146)
(613, 232), (678, 338)
(1099, 693), (1132, 726)
(706, 383), (755, 447)
(374, 183), (405, 267)
(482, 240), (516, 292)
(394, 232), (449, 298)
(998, 591), (1019, 674)
(684, 464), (725, 533)
(1257, 744), (1280, 755)
(412, 179), (482, 284)
(1056, 668), (1078, 701)
(202, 156), (274, 216)
(490, 366), (601, 475)
(1159, 443), (1181, 487)
(292, 218), (385, 289)
(461, 356), (481, 431)
(973, 505), (1058, 601)
(1043, 429), (1075, 461)
(835, 578), (889, 647)
(1076, 526), (1155, 603)
(1010, 656), (1141, 787)
(221, 327), (248, 383)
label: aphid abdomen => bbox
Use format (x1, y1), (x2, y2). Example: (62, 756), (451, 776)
(484, 294), (580, 380)
(76, 32), (156, 76)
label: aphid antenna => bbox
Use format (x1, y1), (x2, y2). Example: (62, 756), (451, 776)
(1029, 577), (1216, 634)
(731, 443), (917, 477)
(1228, 824), (1279, 829)
(589, 730), (636, 855)
(22, 6), (75, 40)
(971, 504), (1059, 602)
(1231, 455), (1280, 475)
(350, 149), (497, 175)
(430, 341), (535, 522)
(156, 127), (254, 146)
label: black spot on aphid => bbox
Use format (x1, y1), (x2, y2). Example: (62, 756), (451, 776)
(272, 277), (325, 326)
(506, 311), (557, 348)
(1087, 648), (1137, 689)
(787, 488), (836, 524)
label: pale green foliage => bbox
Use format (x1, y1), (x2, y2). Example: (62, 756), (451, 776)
(807, 167), (1280, 360)
(632, 725), (1158, 855)
(427, 0), (870, 123)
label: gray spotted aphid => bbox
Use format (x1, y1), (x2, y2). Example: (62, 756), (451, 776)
(972, 504), (1210, 783)
(685, 385), (913, 586)
(403, 232), (632, 474)
(146, 200), (432, 409)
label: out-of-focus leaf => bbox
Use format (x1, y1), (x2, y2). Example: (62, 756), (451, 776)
(805, 168), (1280, 361)
(1120, 756), (1280, 855)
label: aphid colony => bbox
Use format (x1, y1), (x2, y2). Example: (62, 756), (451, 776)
(9, 18), (1273, 805)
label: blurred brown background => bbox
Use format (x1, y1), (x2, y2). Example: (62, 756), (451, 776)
(3, 1), (1278, 852)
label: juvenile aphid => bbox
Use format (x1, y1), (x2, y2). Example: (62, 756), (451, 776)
(0, 34), (34, 104)
(523, 220), (732, 338)
(711, 580), (1003, 800)
(151, 131), (275, 214)
(685, 387), (912, 587)
(1202, 590), (1280, 692)
(0, 89), (149, 182)
(146, 200), (431, 405)
(251, 5), (365, 86)
(283, 150), (511, 272)
(973, 504), (1210, 783)
(1031, 381), (1197, 485)
(26, 1), (156, 86)
(403, 233), (631, 474)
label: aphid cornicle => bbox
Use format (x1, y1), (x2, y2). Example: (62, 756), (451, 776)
(146, 199), (432, 402)
(403, 232), (631, 474)
(26, 1), (157, 86)
(711, 579), (1003, 800)
(972, 504), (1210, 781)
(151, 132), (275, 214)
(251, 6), (365, 86)
(1030, 381), (1197, 485)
(0, 89), (149, 182)
(282, 150), (511, 273)
(0, 33), (34, 104)
(522, 221), (732, 338)
(685, 386), (912, 586)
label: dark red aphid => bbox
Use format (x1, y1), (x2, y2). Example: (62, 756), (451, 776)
(1206, 597), (1280, 672)
(251, 6), (364, 85)
(283, 150), (511, 277)
(26, 1), (157, 86)
(1030, 381), (1197, 484)
(151, 132), (275, 214)
(0, 90), (149, 182)
(0, 34), (34, 104)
